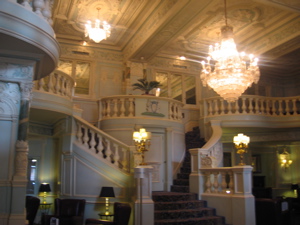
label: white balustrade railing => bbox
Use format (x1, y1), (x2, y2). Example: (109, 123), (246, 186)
(74, 116), (133, 173)
(18, 0), (54, 25)
(100, 95), (183, 121)
(200, 167), (234, 195)
(203, 95), (300, 117)
(33, 70), (75, 100)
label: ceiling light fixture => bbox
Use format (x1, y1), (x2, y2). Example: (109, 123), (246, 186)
(200, 0), (260, 102)
(85, 7), (111, 43)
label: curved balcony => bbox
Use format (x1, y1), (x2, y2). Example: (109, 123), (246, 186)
(0, 0), (60, 80)
(31, 70), (78, 117)
(201, 95), (300, 128)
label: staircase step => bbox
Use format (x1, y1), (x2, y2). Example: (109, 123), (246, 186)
(154, 200), (206, 210)
(152, 192), (197, 202)
(155, 207), (216, 220)
(173, 179), (189, 186)
(171, 185), (189, 193)
(177, 173), (189, 179)
(154, 216), (225, 225)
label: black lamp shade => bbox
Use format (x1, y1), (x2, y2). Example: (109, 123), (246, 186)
(291, 184), (299, 190)
(100, 187), (115, 198)
(39, 183), (51, 192)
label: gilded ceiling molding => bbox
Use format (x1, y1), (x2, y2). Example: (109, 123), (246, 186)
(59, 44), (123, 62)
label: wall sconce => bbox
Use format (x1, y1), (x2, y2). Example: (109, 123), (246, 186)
(39, 183), (51, 204)
(279, 148), (292, 170)
(133, 128), (151, 165)
(100, 187), (115, 215)
(233, 133), (250, 166)
(291, 184), (299, 198)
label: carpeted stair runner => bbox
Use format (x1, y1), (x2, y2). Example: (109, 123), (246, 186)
(153, 127), (226, 225)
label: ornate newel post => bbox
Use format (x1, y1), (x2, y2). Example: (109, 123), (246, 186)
(134, 166), (154, 225)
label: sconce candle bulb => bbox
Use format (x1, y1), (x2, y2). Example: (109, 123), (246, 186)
(133, 128), (151, 165)
(233, 133), (250, 166)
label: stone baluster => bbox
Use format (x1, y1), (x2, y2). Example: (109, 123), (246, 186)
(228, 101), (233, 114)
(48, 74), (54, 93)
(21, 0), (33, 10)
(38, 78), (45, 91)
(254, 98), (259, 114)
(205, 172), (211, 193)
(112, 99), (118, 117)
(54, 73), (61, 94)
(208, 100), (212, 116)
(220, 99), (225, 115)
(213, 172), (218, 193)
(113, 143), (120, 166)
(106, 100), (111, 118)
(213, 99), (218, 115)
(42, 0), (53, 25)
(249, 97), (253, 114)
(32, 0), (45, 17)
(82, 126), (89, 147)
(241, 98), (246, 114)
(97, 136), (104, 154)
(286, 99), (292, 115)
(122, 147), (128, 172)
(102, 101), (107, 118)
(221, 171), (227, 193)
(105, 139), (112, 162)
(128, 98), (134, 117)
(76, 122), (83, 141)
(89, 130), (96, 152)
(120, 98), (125, 117)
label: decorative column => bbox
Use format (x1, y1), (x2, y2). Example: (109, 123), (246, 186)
(134, 166), (154, 225)
(231, 166), (255, 225)
(13, 82), (33, 180)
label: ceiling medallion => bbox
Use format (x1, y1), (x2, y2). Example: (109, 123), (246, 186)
(85, 7), (111, 43)
(200, 0), (260, 102)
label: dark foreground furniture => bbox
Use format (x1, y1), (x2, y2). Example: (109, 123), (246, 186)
(255, 197), (290, 225)
(85, 202), (131, 225)
(42, 198), (86, 225)
(26, 196), (41, 225)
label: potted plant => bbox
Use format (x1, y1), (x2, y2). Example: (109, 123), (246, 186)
(132, 78), (161, 95)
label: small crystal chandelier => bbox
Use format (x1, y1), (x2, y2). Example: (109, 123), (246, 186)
(85, 8), (111, 43)
(201, 0), (260, 102)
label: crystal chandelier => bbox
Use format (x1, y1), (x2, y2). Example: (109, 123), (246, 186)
(200, 0), (260, 102)
(85, 8), (111, 43)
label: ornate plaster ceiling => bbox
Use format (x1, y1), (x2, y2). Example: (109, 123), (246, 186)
(52, 0), (300, 77)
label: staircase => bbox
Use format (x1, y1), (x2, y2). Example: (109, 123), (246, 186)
(153, 127), (226, 225)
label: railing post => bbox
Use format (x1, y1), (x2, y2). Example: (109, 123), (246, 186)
(134, 166), (154, 225)
(231, 166), (255, 225)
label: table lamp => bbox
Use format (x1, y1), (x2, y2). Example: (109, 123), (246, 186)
(39, 183), (51, 204)
(100, 187), (115, 215)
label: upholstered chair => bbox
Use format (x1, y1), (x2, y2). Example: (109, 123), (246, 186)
(85, 202), (131, 225)
(26, 196), (41, 225)
(42, 198), (86, 225)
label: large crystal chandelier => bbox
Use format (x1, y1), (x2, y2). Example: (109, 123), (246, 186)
(200, 0), (260, 102)
(85, 8), (111, 43)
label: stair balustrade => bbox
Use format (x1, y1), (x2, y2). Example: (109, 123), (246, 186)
(74, 116), (133, 173)
(100, 95), (183, 121)
(203, 95), (300, 117)
(16, 0), (54, 25)
(33, 70), (75, 100)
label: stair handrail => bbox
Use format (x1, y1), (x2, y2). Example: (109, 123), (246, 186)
(74, 115), (135, 174)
